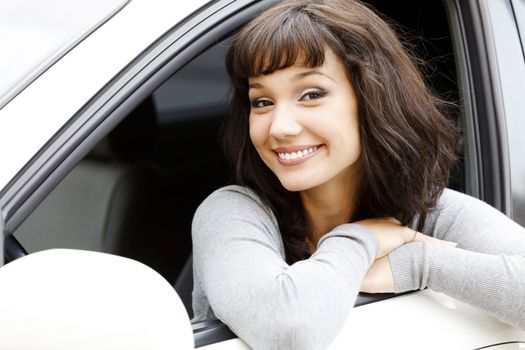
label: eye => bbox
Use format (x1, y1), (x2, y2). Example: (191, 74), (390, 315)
(251, 98), (273, 109)
(300, 89), (327, 101)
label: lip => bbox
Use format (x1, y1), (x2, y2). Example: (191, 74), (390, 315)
(273, 144), (324, 166)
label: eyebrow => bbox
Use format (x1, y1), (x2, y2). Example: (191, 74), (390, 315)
(248, 69), (335, 89)
(294, 70), (335, 82)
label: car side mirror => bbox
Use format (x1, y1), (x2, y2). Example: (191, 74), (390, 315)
(0, 249), (194, 350)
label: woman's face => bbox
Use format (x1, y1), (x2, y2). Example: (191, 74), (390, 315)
(248, 49), (361, 193)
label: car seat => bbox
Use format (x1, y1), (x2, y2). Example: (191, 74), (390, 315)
(13, 97), (191, 284)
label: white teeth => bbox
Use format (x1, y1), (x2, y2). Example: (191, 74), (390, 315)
(277, 146), (319, 161)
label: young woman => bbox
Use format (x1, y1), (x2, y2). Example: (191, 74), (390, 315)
(191, 0), (525, 349)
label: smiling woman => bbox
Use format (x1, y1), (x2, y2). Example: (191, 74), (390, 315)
(221, 0), (457, 264)
(191, 0), (525, 349)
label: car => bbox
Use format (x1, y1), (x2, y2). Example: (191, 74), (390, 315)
(0, 0), (524, 348)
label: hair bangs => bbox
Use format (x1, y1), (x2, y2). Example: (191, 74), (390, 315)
(229, 7), (331, 81)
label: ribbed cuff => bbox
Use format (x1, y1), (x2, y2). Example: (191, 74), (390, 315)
(388, 242), (427, 293)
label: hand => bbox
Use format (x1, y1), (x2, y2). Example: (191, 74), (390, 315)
(360, 255), (394, 293)
(354, 217), (456, 258)
(353, 217), (417, 258)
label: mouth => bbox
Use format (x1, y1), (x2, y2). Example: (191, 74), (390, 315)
(273, 145), (323, 165)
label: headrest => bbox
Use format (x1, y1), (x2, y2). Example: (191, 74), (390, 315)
(89, 97), (158, 162)
(108, 97), (158, 159)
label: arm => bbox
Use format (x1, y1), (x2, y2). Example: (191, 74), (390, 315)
(389, 188), (525, 329)
(192, 186), (378, 350)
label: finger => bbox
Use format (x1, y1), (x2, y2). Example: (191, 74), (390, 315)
(413, 232), (457, 247)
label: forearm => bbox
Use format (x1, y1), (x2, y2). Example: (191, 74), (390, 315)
(389, 242), (525, 329)
(225, 226), (377, 350)
(193, 187), (379, 350)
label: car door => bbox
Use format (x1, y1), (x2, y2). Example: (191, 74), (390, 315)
(1, 0), (524, 349)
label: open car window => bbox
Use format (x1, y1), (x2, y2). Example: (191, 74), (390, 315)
(13, 0), (464, 314)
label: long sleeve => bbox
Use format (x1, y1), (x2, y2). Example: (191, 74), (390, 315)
(389, 188), (525, 329)
(191, 186), (378, 350)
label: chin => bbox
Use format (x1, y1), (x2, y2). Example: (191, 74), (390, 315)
(278, 178), (315, 193)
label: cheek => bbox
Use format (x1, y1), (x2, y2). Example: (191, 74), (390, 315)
(342, 119), (361, 150)
(326, 106), (361, 155)
(248, 115), (269, 149)
(345, 122), (362, 160)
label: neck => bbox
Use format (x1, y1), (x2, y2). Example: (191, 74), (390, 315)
(300, 170), (360, 250)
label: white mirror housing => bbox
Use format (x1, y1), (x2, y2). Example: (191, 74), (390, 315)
(0, 249), (194, 350)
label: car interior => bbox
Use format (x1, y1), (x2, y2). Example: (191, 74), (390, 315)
(12, 0), (463, 335)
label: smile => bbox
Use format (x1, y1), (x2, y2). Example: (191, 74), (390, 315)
(273, 145), (323, 165)
(278, 146), (319, 160)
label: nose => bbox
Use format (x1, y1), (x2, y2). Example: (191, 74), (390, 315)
(269, 103), (303, 139)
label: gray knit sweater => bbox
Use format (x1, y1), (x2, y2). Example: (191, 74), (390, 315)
(191, 185), (525, 350)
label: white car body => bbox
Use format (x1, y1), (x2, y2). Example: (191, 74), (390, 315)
(0, 0), (208, 189)
(1, 0), (524, 349)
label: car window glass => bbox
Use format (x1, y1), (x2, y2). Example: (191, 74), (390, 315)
(12, 36), (232, 300)
(153, 39), (232, 124)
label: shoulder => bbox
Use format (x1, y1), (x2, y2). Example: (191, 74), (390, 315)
(424, 187), (516, 237)
(194, 185), (273, 220)
(435, 188), (501, 215)
(192, 185), (279, 238)
(427, 189), (525, 254)
(199, 185), (266, 207)
(191, 185), (286, 264)
(436, 187), (476, 207)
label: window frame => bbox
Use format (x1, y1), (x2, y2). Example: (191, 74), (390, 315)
(447, 0), (516, 215)
(489, 0), (525, 225)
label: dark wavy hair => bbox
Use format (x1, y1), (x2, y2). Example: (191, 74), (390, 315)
(222, 0), (457, 264)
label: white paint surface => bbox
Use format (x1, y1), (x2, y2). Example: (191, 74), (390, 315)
(0, 0), (209, 190)
(201, 291), (525, 350)
(0, 249), (194, 350)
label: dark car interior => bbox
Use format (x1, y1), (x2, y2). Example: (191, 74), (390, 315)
(12, 0), (462, 334)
